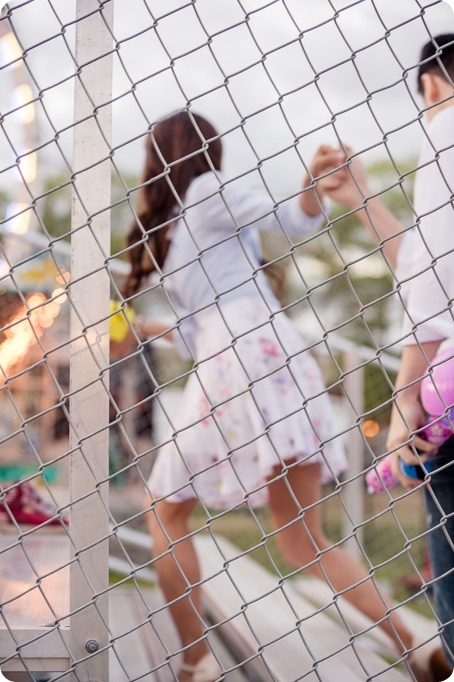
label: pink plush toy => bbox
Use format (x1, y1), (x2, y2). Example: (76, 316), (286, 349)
(421, 414), (453, 447)
(365, 456), (399, 494)
(365, 416), (451, 493)
(366, 349), (453, 494)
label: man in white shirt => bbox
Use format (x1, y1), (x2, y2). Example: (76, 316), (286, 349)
(324, 33), (454, 678)
(386, 33), (454, 672)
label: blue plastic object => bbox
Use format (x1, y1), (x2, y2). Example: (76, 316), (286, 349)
(399, 458), (434, 480)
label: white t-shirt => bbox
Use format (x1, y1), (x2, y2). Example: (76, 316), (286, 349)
(397, 106), (454, 345)
(162, 171), (324, 357)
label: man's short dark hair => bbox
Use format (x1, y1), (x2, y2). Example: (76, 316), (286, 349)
(417, 33), (454, 95)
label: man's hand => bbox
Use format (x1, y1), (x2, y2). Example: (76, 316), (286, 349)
(387, 343), (442, 488)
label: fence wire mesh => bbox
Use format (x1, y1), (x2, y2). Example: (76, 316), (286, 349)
(0, 0), (453, 680)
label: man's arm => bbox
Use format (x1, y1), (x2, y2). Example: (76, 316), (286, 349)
(387, 341), (442, 487)
(323, 152), (404, 269)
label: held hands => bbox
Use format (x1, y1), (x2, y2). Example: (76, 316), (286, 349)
(305, 145), (346, 192)
(304, 144), (371, 209)
(300, 145), (345, 216)
(325, 148), (371, 209)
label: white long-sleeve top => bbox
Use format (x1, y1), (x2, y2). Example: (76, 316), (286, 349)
(162, 171), (324, 358)
(397, 106), (454, 345)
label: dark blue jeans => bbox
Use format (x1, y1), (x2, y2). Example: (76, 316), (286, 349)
(424, 435), (454, 666)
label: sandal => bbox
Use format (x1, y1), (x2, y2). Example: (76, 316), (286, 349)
(180, 651), (223, 682)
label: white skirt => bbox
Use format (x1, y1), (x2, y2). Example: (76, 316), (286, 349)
(148, 299), (348, 509)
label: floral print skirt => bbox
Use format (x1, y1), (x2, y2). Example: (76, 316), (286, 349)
(148, 298), (348, 509)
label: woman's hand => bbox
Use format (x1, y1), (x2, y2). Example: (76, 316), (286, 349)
(133, 316), (174, 343)
(301, 144), (373, 216)
(306, 145), (346, 189)
(300, 145), (347, 216)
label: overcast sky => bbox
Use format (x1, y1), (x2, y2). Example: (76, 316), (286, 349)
(1, 0), (454, 199)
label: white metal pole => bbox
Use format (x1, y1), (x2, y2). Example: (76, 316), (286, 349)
(341, 351), (365, 559)
(70, 1), (113, 680)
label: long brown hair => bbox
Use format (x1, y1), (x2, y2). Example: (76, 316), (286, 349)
(122, 111), (222, 299)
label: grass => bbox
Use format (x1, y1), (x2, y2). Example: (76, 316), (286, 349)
(187, 484), (435, 618)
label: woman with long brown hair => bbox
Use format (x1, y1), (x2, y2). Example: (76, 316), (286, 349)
(124, 111), (423, 681)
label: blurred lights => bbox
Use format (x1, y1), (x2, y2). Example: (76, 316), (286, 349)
(4, 202), (30, 234)
(362, 420), (380, 439)
(0, 32), (22, 68)
(14, 83), (35, 122)
(56, 271), (71, 285)
(0, 292), (64, 384)
(22, 151), (37, 182)
(1, 25), (38, 255)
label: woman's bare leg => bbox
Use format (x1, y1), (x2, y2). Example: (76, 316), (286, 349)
(267, 462), (414, 653)
(144, 497), (210, 675)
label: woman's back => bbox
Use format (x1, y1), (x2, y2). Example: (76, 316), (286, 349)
(163, 170), (320, 316)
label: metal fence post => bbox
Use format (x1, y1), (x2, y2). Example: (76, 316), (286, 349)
(341, 351), (365, 559)
(69, 1), (113, 679)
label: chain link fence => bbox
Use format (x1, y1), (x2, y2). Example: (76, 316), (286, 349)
(0, 1), (453, 680)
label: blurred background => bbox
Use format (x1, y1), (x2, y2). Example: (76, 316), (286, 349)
(1, 0), (453, 613)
